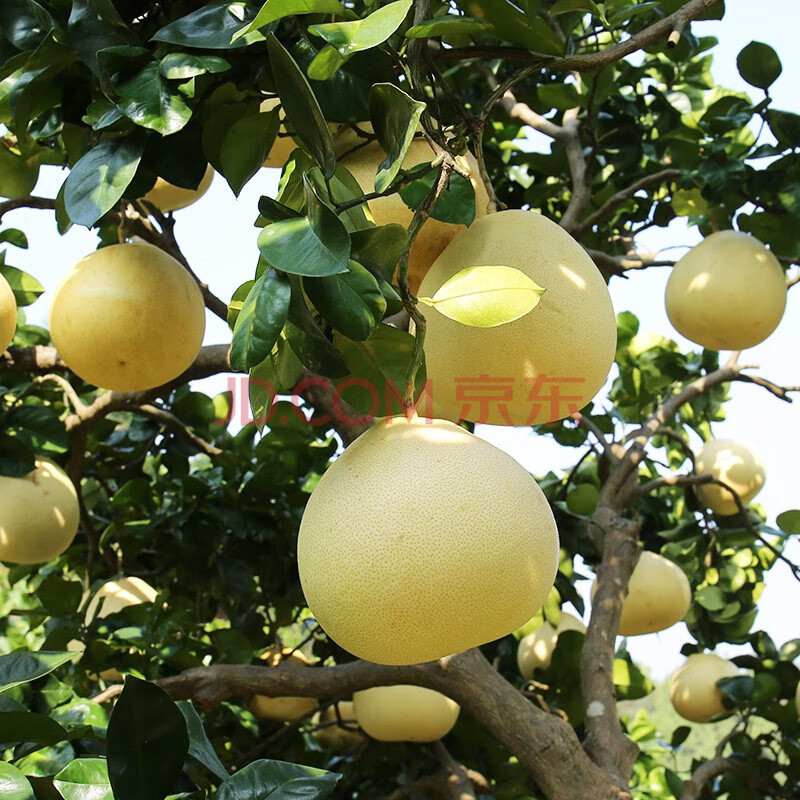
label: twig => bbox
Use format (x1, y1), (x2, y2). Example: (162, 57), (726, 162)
(138, 403), (222, 456)
(679, 720), (745, 800)
(0, 195), (57, 222)
(558, 107), (591, 233)
(572, 412), (616, 460)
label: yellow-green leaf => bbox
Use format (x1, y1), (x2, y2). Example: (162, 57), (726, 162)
(419, 265), (545, 328)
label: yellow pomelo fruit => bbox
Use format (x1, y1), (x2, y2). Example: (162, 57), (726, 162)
(297, 415), (559, 665)
(311, 700), (365, 751)
(669, 653), (737, 723)
(695, 439), (765, 516)
(339, 135), (490, 294)
(418, 210), (617, 426)
(0, 272), (17, 353)
(517, 612), (585, 678)
(615, 551), (692, 636)
(142, 165), (214, 213)
(0, 458), (79, 564)
(665, 230), (786, 351)
(353, 685), (459, 742)
(250, 648), (318, 722)
(50, 242), (206, 392)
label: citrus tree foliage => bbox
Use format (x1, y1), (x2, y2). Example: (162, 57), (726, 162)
(0, 2), (799, 800)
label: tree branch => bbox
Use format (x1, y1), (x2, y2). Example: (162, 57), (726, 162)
(558, 107), (591, 233)
(0, 195), (57, 222)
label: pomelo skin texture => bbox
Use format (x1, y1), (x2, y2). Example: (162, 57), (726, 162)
(250, 648), (318, 722)
(669, 653), (738, 723)
(517, 612), (585, 678)
(0, 272), (16, 353)
(340, 136), (490, 293)
(50, 242), (206, 392)
(665, 230), (786, 351)
(353, 685), (460, 742)
(616, 551), (692, 636)
(311, 701), (365, 751)
(0, 458), (79, 564)
(418, 210), (617, 426)
(297, 415), (560, 665)
(695, 439), (765, 516)
(142, 165), (214, 213)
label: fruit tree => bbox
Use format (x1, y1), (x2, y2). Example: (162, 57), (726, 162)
(0, 2), (799, 800)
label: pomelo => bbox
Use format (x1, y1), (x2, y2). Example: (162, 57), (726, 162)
(695, 439), (765, 516)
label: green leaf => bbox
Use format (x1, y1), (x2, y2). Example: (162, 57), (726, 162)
(305, 261), (386, 341)
(419, 265), (545, 328)
(54, 758), (113, 800)
(67, 0), (138, 75)
(671, 187), (708, 217)
(249, 338), (304, 428)
(308, 0), (411, 63)
(0, 228), (28, 248)
(230, 271), (291, 371)
(0, 651), (75, 694)
(63, 136), (144, 227)
(538, 83), (582, 110)
(0, 763), (34, 800)
(670, 725), (691, 748)
(405, 15), (493, 38)
(454, 0), (563, 54)
(258, 177), (351, 277)
(267, 34), (336, 177)
(369, 83), (426, 193)
(221, 109), (280, 196)
(736, 41), (782, 91)
(177, 701), (229, 780)
(549, 0), (600, 16)
(159, 53), (231, 80)
(349, 224), (408, 278)
(767, 109), (800, 150)
(116, 61), (192, 135)
(0, 147), (39, 199)
(0, 433), (35, 477)
(107, 677), (189, 800)
(777, 510), (800, 535)
(0, 711), (69, 745)
(694, 585), (726, 611)
(234, 0), (347, 41)
(306, 44), (346, 81)
(398, 165), (475, 225)
(613, 656), (654, 701)
(216, 759), (339, 800)
(0, 262), (44, 306)
(152, 2), (263, 49)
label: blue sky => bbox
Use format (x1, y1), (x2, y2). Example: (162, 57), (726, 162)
(6, 1), (799, 680)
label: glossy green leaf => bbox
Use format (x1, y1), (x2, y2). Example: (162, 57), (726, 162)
(305, 261), (386, 341)
(0, 651), (75, 694)
(538, 83), (582, 110)
(549, 0), (600, 16)
(249, 338), (304, 429)
(234, 0), (347, 41)
(349, 224), (408, 279)
(54, 758), (113, 800)
(267, 34), (336, 177)
(369, 83), (426, 193)
(776, 509), (800, 535)
(0, 228), (28, 248)
(177, 701), (229, 780)
(152, 2), (263, 49)
(258, 177), (350, 277)
(63, 136), (144, 227)
(767, 109), (800, 150)
(0, 434), (35, 477)
(221, 109), (280, 195)
(613, 656), (654, 701)
(159, 53), (231, 80)
(736, 41), (782, 91)
(0, 711), (69, 745)
(672, 187), (708, 217)
(398, 165), (476, 225)
(405, 15), (493, 38)
(0, 261), (44, 306)
(67, 0), (137, 75)
(0, 147), (39, 199)
(230, 271), (291, 371)
(419, 265), (545, 328)
(216, 759), (340, 800)
(107, 677), (189, 800)
(116, 62), (192, 135)
(306, 44), (346, 81)
(0, 763), (34, 800)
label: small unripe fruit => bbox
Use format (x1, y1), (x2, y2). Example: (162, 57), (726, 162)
(665, 230), (786, 351)
(669, 653), (738, 723)
(250, 648), (317, 722)
(298, 416), (559, 665)
(517, 612), (585, 678)
(311, 701), (365, 751)
(353, 685), (459, 742)
(0, 272), (16, 353)
(695, 439), (765, 516)
(0, 459), (79, 564)
(50, 242), (206, 392)
(142, 165), (214, 212)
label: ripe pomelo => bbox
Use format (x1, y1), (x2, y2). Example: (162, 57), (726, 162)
(517, 611), (585, 677)
(250, 648), (318, 722)
(418, 210), (616, 426)
(695, 439), (765, 516)
(669, 653), (737, 723)
(665, 230), (786, 351)
(50, 242), (206, 392)
(0, 458), (79, 564)
(0, 272), (16, 353)
(142, 165), (214, 213)
(297, 415), (559, 665)
(311, 701), (365, 751)
(353, 685), (459, 742)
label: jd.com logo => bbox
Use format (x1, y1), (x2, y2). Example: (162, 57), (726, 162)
(216, 374), (587, 428)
